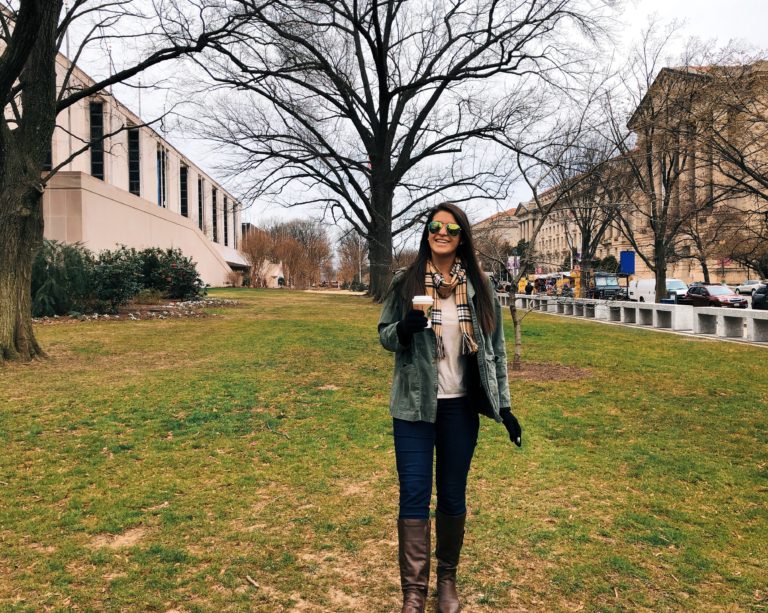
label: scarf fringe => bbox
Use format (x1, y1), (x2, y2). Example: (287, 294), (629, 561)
(436, 335), (446, 360)
(462, 332), (479, 356)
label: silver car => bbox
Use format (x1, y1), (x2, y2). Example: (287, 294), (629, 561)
(735, 279), (764, 295)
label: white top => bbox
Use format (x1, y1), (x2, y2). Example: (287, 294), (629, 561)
(437, 292), (467, 398)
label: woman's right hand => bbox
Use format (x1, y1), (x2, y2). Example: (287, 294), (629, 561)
(396, 309), (428, 344)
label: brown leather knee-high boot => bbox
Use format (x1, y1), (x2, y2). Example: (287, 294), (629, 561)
(398, 518), (431, 613)
(435, 510), (465, 613)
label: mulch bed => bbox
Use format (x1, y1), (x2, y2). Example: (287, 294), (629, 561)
(33, 298), (239, 325)
(507, 361), (592, 381)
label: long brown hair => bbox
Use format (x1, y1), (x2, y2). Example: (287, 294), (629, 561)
(396, 203), (496, 335)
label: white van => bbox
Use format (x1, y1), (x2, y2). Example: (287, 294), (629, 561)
(628, 278), (688, 302)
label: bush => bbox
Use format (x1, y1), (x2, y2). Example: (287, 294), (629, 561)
(92, 246), (143, 313)
(32, 240), (95, 317)
(139, 247), (205, 300)
(32, 242), (207, 316)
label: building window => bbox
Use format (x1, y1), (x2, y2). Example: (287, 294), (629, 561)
(156, 144), (168, 207)
(212, 187), (218, 242)
(232, 203), (237, 249)
(197, 176), (204, 231)
(128, 127), (140, 196)
(89, 101), (105, 180)
(180, 165), (189, 217)
(43, 141), (53, 172)
(223, 196), (229, 246)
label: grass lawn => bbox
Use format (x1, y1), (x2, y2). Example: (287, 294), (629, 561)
(1, 289), (766, 612)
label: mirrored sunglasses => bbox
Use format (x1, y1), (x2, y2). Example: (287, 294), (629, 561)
(427, 221), (461, 237)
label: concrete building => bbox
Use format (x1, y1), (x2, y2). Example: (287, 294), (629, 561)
(478, 63), (768, 285)
(42, 51), (248, 286)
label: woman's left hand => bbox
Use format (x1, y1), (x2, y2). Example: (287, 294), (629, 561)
(500, 408), (522, 447)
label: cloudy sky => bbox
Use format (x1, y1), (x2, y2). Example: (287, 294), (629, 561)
(107, 0), (766, 228)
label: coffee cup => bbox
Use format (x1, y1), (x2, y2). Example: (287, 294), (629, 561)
(412, 295), (434, 328)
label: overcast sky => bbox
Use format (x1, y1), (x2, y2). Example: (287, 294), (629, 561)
(104, 0), (767, 230)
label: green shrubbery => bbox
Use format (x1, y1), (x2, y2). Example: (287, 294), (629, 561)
(31, 241), (95, 317)
(32, 240), (206, 316)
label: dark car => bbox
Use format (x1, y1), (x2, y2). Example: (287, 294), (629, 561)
(588, 272), (627, 300)
(752, 284), (768, 310)
(680, 285), (748, 308)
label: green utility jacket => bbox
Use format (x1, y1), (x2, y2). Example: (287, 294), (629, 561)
(378, 272), (511, 423)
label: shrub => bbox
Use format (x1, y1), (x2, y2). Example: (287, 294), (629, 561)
(32, 240), (95, 317)
(32, 242), (206, 316)
(141, 248), (205, 300)
(92, 246), (142, 313)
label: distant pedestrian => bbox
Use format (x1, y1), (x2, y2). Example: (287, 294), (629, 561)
(378, 202), (522, 613)
(525, 280), (534, 295)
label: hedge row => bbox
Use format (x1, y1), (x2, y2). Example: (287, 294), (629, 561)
(32, 241), (206, 317)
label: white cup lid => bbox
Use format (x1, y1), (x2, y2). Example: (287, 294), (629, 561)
(412, 295), (434, 304)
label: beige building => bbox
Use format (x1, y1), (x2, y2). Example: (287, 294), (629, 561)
(473, 206), (520, 247)
(42, 52), (248, 286)
(483, 63), (767, 285)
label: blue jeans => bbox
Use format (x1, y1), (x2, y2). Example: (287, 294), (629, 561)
(393, 396), (480, 519)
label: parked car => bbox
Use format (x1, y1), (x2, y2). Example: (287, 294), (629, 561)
(628, 278), (688, 302)
(588, 272), (627, 300)
(735, 279), (764, 295)
(680, 285), (748, 308)
(752, 284), (768, 310)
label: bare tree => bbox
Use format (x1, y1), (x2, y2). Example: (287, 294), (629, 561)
(0, 0), (235, 362)
(270, 219), (332, 288)
(241, 225), (275, 286)
(337, 229), (369, 286)
(548, 134), (626, 294)
(694, 57), (768, 275)
(603, 25), (732, 301)
(192, 0), (613, 300)
(678, 204), (745, 283)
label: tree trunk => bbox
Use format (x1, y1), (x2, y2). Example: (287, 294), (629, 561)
(367, 185), (394, 302)
(0, 1), (59, 363)
(654, 240), (667, 302)
(701, 259), (710, 284)
(508, 299), (522, 371)
(368, 222), (393, 302)
(0, 188), (45, 362)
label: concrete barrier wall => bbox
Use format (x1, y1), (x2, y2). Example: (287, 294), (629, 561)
(692, 306), (768, 342)
(507, 294), (766, 344)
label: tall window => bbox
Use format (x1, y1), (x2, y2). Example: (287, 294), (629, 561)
(223, 196), (229, 246)
(128, 128), (140, 196)
(89, 101), (105, 180)
(197, 176), (204, 230)
(232, 203), (237, 249)
(43, 141), (53, 172)
(212, 187), (218, 242)
(156, 145), (168, 207)
(180, 165), (189, 217)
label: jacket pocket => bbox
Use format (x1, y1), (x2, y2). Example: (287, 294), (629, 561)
(393, 363), (421, 416)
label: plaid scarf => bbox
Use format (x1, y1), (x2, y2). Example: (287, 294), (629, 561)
(425, 259), (478, 359)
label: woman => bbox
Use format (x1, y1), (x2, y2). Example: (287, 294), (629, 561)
(378, 203), (522, 613)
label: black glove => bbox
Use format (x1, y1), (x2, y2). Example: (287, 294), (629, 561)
(500, 407), (522, 447)
(396, 309), (428, 345)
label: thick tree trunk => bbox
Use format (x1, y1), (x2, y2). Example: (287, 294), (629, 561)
(0, 1), (59, 363)
(368, 222), (393, 302)
(654, 241), (667, 302)
(367, 185), (394, 302)
(0, 188), (45, 362)
(701, 259), (710, 284)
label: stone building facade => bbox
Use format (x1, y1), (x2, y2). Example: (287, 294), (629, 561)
(42, 51), (247, 286)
